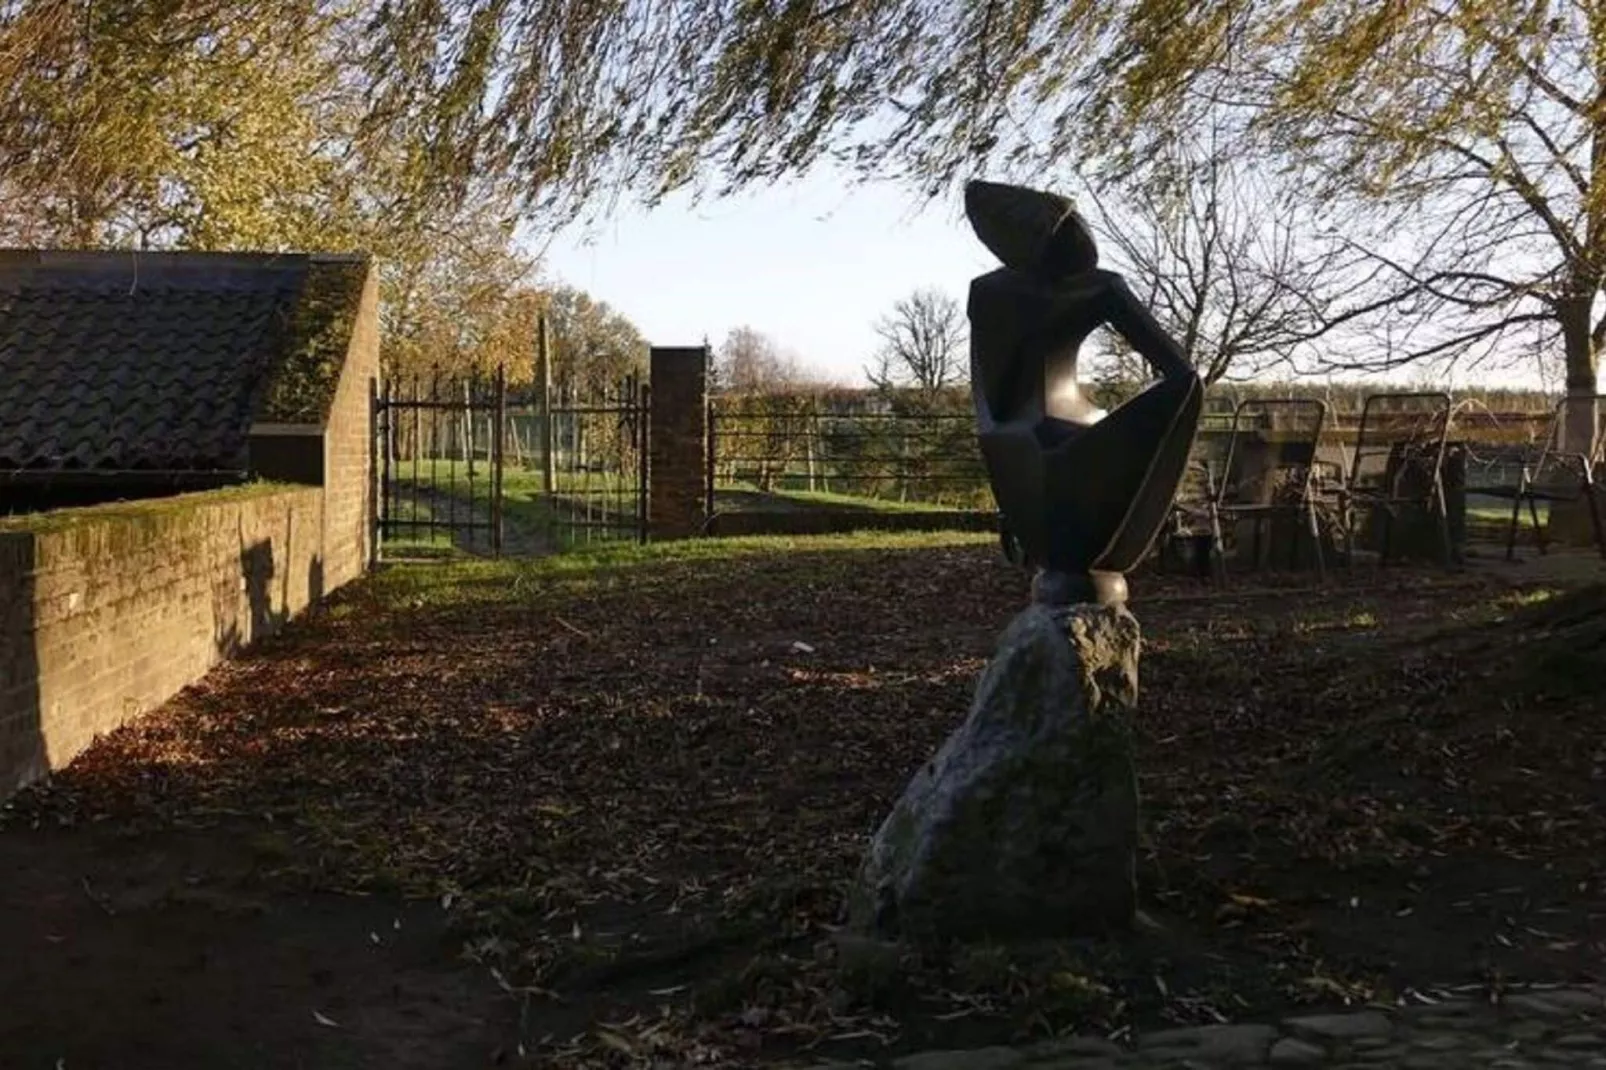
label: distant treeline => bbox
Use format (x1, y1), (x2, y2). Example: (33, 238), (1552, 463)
(1200, 380), (1555, 417)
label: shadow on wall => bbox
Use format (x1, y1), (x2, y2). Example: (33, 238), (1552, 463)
(2, 511), (338, 799)
(0, 536), (45, 798)
(213, 540), (326, 657)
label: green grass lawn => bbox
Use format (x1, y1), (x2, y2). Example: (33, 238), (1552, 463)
(1466, 493), (1556, 549)
(386, 456), (634, 497)
(384, 457), (639, 552)
(383, 457), (988, 553)
(713, 478), (993, 514)
(369, 529), (995, 612)
(375, 493), (476, 559)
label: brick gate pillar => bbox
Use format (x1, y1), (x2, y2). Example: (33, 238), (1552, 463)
(649, 346), (710, 539)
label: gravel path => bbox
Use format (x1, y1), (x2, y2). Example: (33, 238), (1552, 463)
(382, 482), (552, 557)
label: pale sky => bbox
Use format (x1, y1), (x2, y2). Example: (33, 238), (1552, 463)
(536, 168), (996, 386)
(536, 166), (1557, 394)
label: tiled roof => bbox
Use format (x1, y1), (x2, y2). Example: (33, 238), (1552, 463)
(0, 251), (362, 475)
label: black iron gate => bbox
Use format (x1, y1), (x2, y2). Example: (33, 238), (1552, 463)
(375, 368), (507, 558)
(373, 365), (647, 558)
(542, 374), (649, 548)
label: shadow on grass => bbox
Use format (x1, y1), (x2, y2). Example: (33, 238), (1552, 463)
(366, 531), (997, 617)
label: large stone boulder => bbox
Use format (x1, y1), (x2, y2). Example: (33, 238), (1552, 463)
(848, 602), (1142, 944)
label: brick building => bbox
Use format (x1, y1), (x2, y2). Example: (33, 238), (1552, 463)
(0, 250), (379, 796)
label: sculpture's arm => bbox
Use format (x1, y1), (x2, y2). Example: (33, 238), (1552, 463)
(1100, 274), (1195, 382)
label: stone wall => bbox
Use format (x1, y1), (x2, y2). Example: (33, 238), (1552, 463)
(0, 486), (331, 797)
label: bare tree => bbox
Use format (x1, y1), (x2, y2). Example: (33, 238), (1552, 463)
(1080, 126), (1355, 386)
(711, 326), (824, 492)
(866, 289), (968, 395)
(1236, 3), (1606, 453)
(715, 326), (803, 393)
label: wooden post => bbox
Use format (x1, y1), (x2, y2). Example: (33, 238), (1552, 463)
(538, 311), (556, 495)
(805, 411), (817, 493)
(507, 399), (525, 466)
(576, 398), (587, 474)
(463, 375), (477, 549)
(410, 376), (421, 542)
(492, 365), (506, 556)
(370, 376), (384, 566)
(704, 397), (716, 524)
(898, 421), (909, 502)
(639, 382), (652, 544)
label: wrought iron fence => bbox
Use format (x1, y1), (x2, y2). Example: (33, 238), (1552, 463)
(374, 365), (648, 557)
(707, 394), (994, 515)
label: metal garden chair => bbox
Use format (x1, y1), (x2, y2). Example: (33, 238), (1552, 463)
(1206, 398), (1330, 578)
(1339, 391), (1454, 567)
(1498, 395), (1606, 561)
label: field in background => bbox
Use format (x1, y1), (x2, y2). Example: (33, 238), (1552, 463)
(373, 380), (1579, 560)
(707, 382), (1565, 522)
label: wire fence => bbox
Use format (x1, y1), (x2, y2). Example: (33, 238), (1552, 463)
(708, 393), (995, 513)
(369, 369), (1591, 559)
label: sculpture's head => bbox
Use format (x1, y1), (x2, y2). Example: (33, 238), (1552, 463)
(965, 180), (1099, 282)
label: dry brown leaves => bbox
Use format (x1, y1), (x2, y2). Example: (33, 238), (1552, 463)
(8, 544), (1606, 1066)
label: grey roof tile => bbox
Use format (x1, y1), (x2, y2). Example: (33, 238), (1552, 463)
(0, 251), (356, 475)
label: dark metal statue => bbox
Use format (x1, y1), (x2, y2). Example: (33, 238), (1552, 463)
(966, 180), (1204, 606)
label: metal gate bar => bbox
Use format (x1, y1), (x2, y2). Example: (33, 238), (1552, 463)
(376, 367), (507, 557)
(375, 362), (647, 557)
(545, 374), (649, 547)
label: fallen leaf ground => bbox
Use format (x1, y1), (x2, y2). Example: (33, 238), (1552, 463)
(3, 532), (1604, 1068)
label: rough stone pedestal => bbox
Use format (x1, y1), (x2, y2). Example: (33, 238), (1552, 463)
(848, 602), (1141, 944)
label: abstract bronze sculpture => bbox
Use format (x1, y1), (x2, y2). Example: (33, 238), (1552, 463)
(966, 180), (1204, 606)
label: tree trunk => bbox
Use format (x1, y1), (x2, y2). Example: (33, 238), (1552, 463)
(1558, 295), (1598, 458)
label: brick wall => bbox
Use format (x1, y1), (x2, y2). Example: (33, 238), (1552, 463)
(320, 269), (379, 589)
(0, 487), (326, 797)
(649, 347), (710, 539)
